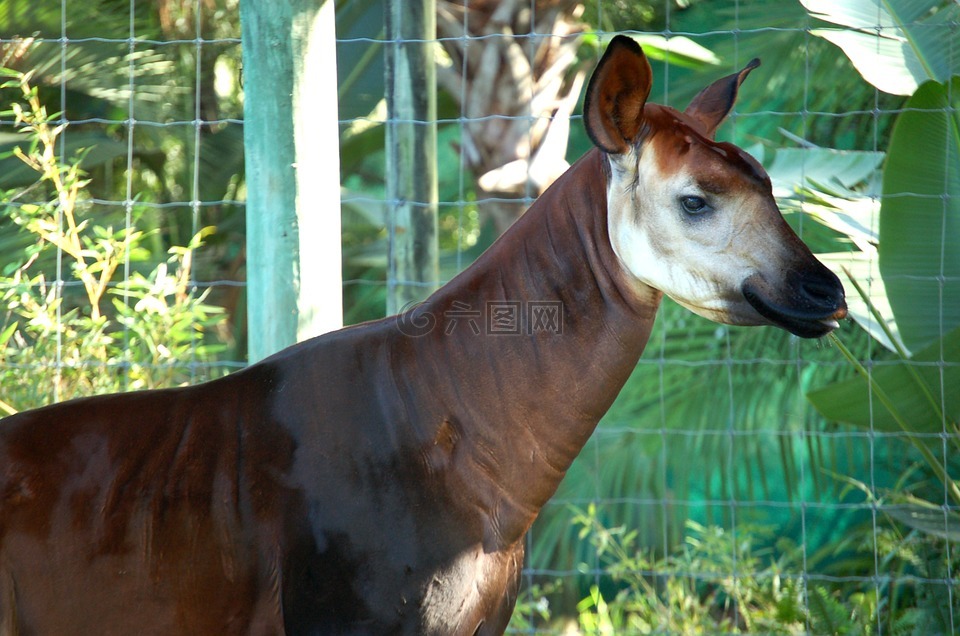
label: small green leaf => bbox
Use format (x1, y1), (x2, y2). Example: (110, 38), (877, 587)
(885, 499), (960, 541)
(0, 321), (19, 349)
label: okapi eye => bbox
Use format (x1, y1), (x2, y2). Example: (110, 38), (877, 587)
(680, 195), (710, 215)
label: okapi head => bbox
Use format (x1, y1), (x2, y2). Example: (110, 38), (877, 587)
(584, 35), (847, 338)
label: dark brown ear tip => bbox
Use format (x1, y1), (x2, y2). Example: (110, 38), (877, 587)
(608, 34), (644, 56)
(745, 58), (761, 71)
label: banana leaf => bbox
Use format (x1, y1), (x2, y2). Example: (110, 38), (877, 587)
(879, 77), (960, 352)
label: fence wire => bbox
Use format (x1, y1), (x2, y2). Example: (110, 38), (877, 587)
(0, 0), (246, 406)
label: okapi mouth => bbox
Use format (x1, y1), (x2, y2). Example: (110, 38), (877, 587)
(742, 271), (847, 339)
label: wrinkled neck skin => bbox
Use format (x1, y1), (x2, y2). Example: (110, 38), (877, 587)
(395, 149), (660, 546)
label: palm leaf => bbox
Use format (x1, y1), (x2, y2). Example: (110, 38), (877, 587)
(2, 0), (175, 111)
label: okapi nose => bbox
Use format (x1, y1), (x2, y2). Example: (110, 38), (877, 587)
(744, 268), (847, 338)
(797, 270), (846, 314)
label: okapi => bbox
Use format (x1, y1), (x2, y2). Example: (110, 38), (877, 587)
(0, 36), (846, 635)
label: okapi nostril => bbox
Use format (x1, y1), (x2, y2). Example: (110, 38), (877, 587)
(797, 274), (844, 309)
(801, 281), (835, 301)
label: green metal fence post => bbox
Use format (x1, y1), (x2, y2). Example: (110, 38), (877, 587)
(241, 0), (343, 362)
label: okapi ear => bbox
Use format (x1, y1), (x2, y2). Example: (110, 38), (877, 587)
(684, 58), (761, 139)
(584, 35), (653, 155)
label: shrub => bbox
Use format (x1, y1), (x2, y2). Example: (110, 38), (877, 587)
(0, 69), (227, 414)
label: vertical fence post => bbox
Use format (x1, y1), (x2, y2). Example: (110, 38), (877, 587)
(385, 0), (439, 315)
(241, 0), (343, 362)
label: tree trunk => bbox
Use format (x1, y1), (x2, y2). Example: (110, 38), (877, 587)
(241, 0), (343, 361)
(437, 0), (587, 234)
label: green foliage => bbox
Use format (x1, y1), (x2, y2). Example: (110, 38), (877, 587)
(800, 0), (960, 566)
(514, 504), (958, 634)
(802, 0), (960, 96)
(515, 507), (881, 634)
(795, 0), (960, 356)
(0, 70), (227, 413)
(568, 509), (809, 634)
(811, 325), (960, 439)
(795, 3), (960, 631)
(507, 579), (560, 632)
(0, 0), (176, 120)
(663, 0), (904, 150)
(0, 1), (246, 353)
(580, 0), (669, 31)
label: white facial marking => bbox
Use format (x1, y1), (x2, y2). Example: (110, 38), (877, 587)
(605, 142), (776, 326)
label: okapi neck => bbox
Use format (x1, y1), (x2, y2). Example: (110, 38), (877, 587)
(406, 149), (661, 543)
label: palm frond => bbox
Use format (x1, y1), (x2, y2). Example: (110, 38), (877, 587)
(2, 0), (175, 112)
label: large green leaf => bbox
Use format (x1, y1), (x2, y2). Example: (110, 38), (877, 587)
(801, 0), (960, 95)
(879, 77), (960, 352)
(807, 326), (960, 432)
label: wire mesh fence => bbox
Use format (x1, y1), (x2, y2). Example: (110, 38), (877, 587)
(0, 0), (245, 407)
(1, 0), (958, 633)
